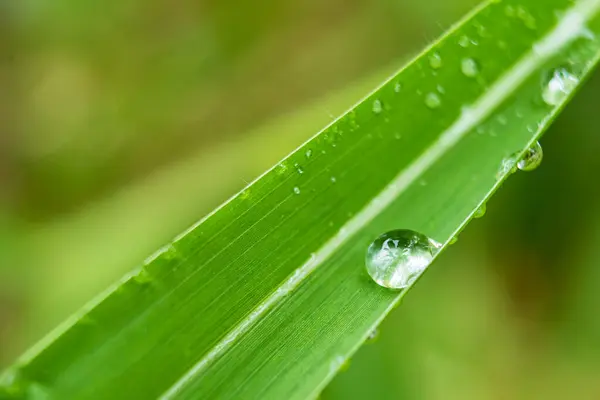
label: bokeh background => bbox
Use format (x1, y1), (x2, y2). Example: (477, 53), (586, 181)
(2, 0), (600, 398)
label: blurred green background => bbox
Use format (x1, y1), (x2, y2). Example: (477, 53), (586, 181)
(3, 0), (600, 398)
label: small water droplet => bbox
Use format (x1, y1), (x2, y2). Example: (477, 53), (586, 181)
(475, 23), (488, 37)
(429, 52), (443, 69)
(330, 176), (337, 183)
(293, 187), (301, 195)
(458, 35), (471, 48)
(240, 189), (250, 200)
(436, 85), (445, 94)
(517, 141), (543, 171)
(305, 149), (313, 158)
(497, 156), (518, 179)
(542, 68), (580, 106)
(449, 236), (459, 245)
(133, 268), (153, 285)
(394, 132), (402, 140)
(294, 163), (304, 174)
(425, 92), (442, 109)
(473, 204), (486, 219)
(365, 230), (440, 289)
(497, 115), (507, 125)
(330, 355), (350, 373)
(365, 328), (380, 343)
(277, 163), (288, 174)
(372, 99), (383, 114)
(394, 82), (402, 93)
(461, 58), (480, 78)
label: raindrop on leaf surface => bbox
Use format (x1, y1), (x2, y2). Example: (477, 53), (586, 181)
(458, 35), (471, 48)
(372, 99), (383, 114)
(461, 58), (480, 78)
(366, 230), (440, 289)
(429, 52), (443, 69)
(425, 93), (442, 109)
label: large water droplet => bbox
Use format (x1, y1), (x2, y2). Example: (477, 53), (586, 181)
(429, 52), (443, 69)
(461, 58), (480, 78)
(542, 68), (579, 106)
(425, 92), (442, 109)
(372, 99), (383, 114)
(366, 230), (440, 289)
(517, 141), (543, 171)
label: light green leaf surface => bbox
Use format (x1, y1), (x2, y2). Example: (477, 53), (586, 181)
(3, 0), (600, 398)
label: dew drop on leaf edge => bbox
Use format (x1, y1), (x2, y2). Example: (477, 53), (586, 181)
(473, 203), (486, 219)
(365, 328), (380, 343)
(366, 229), (441, 290)
(517, 141), (543, 172)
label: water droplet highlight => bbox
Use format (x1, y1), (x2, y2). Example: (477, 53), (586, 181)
(429, 52), (443, 69)
(372, 99), (383, 114)
(461, 58), (480, 78)
(517, 141), (543, 171)
(293, 187), (301, 195)
(394, 82), (402, 93)
(294, 163), (304, 174)
(425, 92), (442, 109)
(305, 149), (313, 158)
(366, 230), (440, 289)
(542, 68), (579, 106)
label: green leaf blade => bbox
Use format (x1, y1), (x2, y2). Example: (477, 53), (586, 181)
(4, 1), (600, 399)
